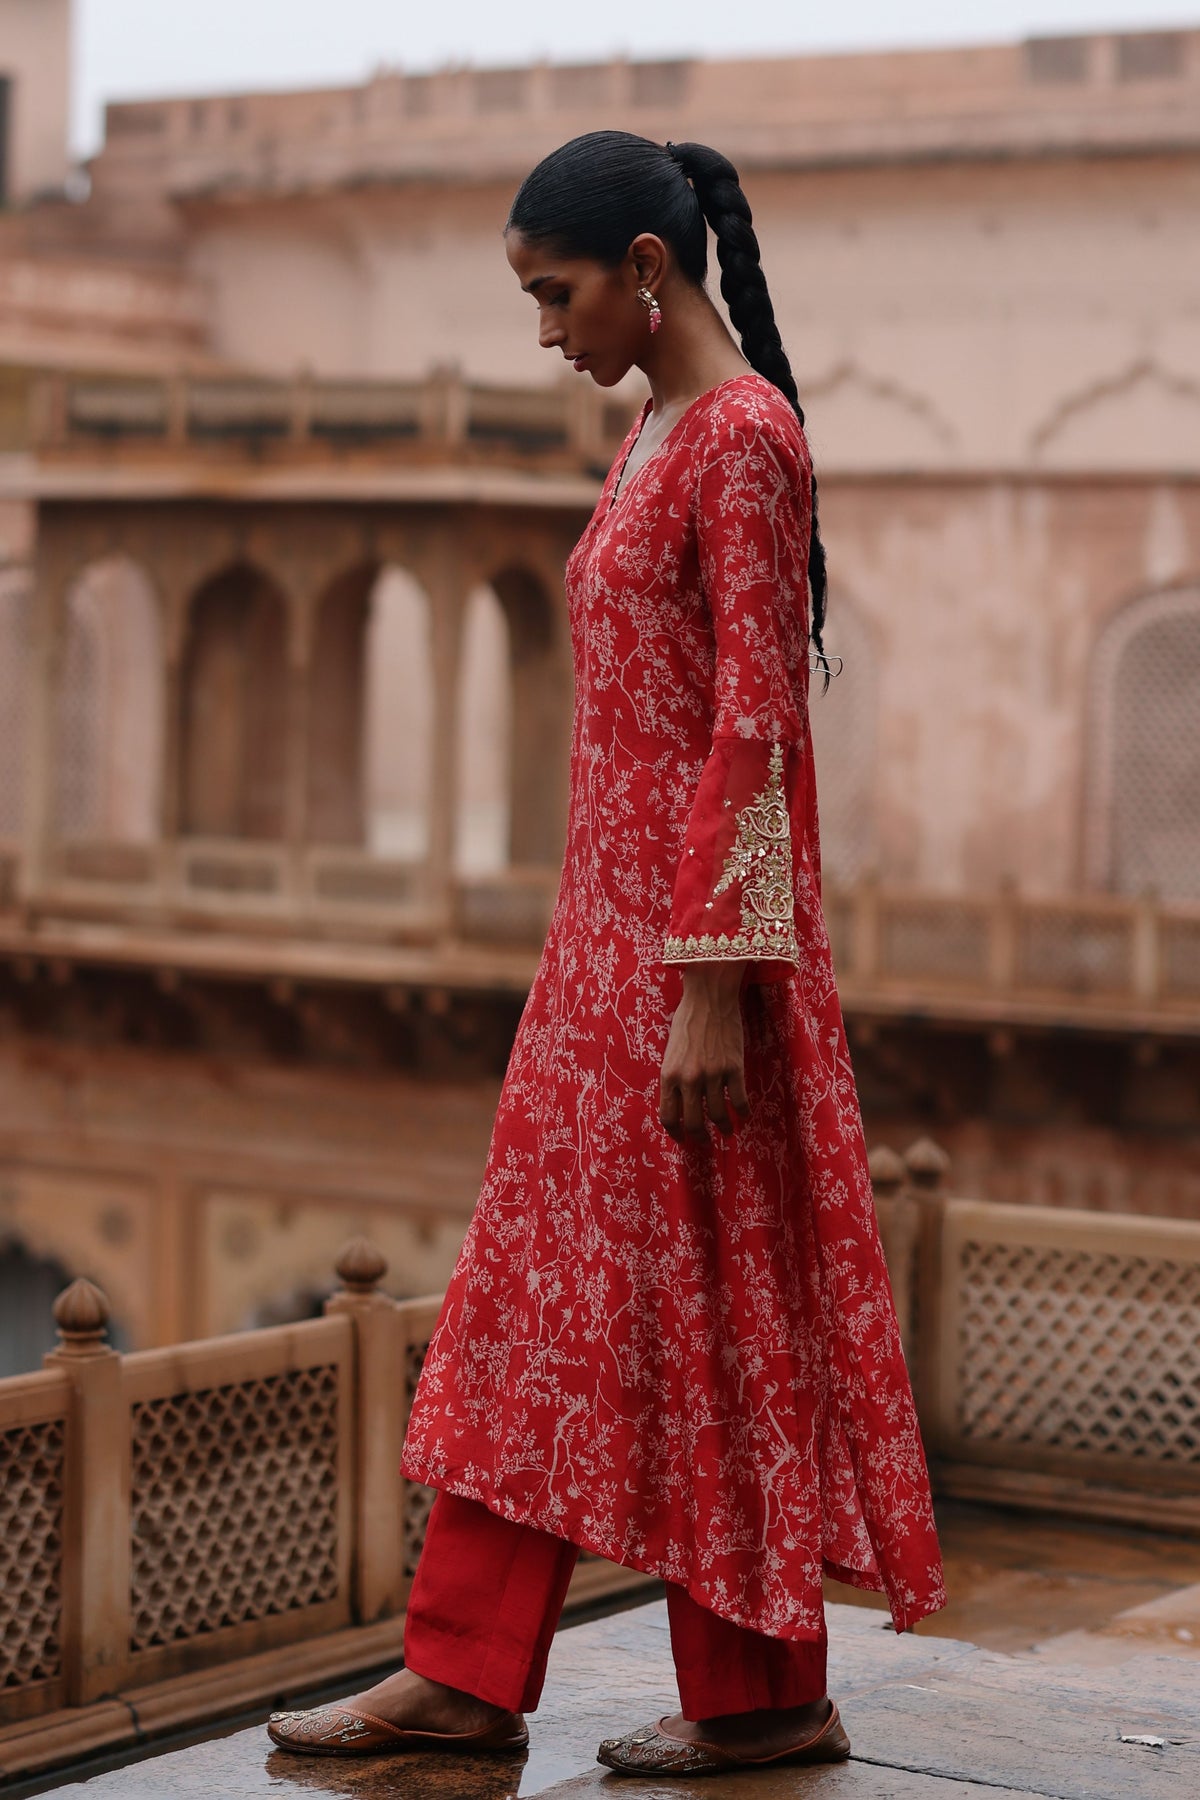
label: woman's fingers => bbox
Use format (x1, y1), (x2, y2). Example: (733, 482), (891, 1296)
(680, 1077), (708, 1139)
(727, 1063), (751, 1120)
(660, 1069), (748, 1139)
(705, 1074), (734, 1135)
(659, 1077), (683, 1139)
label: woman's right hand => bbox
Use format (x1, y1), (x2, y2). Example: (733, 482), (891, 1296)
(659, 962), (751, 1141)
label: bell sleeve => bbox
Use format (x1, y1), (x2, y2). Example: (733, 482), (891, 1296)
(662, 399), (812, 980)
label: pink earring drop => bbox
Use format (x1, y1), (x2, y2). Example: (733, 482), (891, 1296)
(638, 286), (663, 335)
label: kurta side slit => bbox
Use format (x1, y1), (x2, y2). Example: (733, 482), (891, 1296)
(400, 372), (946, 1645)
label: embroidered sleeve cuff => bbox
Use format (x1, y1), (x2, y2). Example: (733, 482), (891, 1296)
(662, 923), (801, 966)
(663, 741), (802, 971)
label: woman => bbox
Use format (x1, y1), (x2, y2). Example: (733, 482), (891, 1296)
(269, 131), (945, 1776)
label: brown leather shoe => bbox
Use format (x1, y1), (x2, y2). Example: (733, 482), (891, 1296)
(267, 1702), (529, 1757)
(597, 1699), (850, 1776)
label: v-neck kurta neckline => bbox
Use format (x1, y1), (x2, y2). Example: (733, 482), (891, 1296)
(607, 372), (758, 515)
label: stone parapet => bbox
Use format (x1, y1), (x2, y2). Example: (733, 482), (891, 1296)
(86, 31), (1200, 206)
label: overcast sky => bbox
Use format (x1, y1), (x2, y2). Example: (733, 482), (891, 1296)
(75, 0), (1195, 152)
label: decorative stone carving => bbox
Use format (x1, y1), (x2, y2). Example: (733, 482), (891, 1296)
(868, 1145), (907, 1199)
(52, 1278), (110, 1351)
(334, 1237), (388, 1295)
(903, 1138), (951, 1193)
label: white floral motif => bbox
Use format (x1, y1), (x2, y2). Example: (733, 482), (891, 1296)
(400, 373), (946, 1642)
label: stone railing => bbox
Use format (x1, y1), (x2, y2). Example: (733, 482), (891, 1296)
(22, 369), (635, 475)
(872, 1140), (1200, 1532)
(0, 1242), (650, 1785)
(825, 881), (1200, 1023)
(6, 863), (1199, 1030)
(2, 1154), (1199, 1780)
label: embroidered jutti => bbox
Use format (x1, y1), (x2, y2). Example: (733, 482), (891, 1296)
(400, 371), (946, 1641)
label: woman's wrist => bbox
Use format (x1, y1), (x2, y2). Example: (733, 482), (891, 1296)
(680, 961), (747, 1005)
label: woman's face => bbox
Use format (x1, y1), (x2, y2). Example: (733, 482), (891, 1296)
(505, 231), (646, 388)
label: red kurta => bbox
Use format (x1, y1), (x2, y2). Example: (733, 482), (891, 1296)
(401, 372), (946, 1641)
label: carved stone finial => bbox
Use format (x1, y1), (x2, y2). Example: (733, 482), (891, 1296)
(868, 1145), (906, 1198)
(335, 1237), (388, 1294)
(53, 1278), (111, 1347)
(903, 1137), (951, 1192)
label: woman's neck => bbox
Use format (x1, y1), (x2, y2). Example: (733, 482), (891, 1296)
(638, 288), (749, 418)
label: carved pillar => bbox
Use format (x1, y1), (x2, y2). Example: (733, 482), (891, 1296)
(44, 1280), (132, 1706)
(157, 571), (188, 893)
(284, 588), (315, 903)
(903, 1136), (952, 1450)
(18, 557), (64, 904)
(325, 1239), (405, 1625)
(418, 536), (467, 933)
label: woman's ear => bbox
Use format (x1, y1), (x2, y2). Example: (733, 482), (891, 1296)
(627, 233), (669, 291)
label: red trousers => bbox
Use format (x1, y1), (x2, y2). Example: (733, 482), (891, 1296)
(403, 1490), (827, 1719)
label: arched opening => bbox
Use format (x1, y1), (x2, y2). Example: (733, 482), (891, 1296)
(493, 567), (564, 867)
(454, 567), (565, 875)
(55, 557), (163, 842)
(0, 1240), (128, 1378)
(0, 568), (31, 843)
(0, 1240), (67, 1376)
(363, 567), (434, 859)
(180, 563), (288, 839)
(1087, 585), (1200, 900)
(243, 1284), (332, 1330)
(454, 584), (512, 874)
(307, 563), (436, 858)
(809, 596), (877, 887)
(308, 565), (371, 847)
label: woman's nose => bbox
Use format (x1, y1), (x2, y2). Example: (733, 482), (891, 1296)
(539, 313), (565, 351)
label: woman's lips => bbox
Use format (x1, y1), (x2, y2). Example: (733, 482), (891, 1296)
(572, 354), (589, 372)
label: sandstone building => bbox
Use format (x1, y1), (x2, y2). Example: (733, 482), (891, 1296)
(1, 16), (1198, 1365)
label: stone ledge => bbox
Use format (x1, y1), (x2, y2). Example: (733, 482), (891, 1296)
(21, 1599), (1199, 1799)
(0, 1570), (657, 1787)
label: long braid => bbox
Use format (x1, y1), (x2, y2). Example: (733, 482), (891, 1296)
(667, 140), (832, 690)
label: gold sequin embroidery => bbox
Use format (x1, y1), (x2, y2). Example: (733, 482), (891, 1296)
(664, 741), (800, 965)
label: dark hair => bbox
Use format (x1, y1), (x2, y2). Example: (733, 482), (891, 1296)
(507, 130), (831, 684)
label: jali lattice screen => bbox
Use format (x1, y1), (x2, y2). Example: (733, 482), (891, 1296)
(130, 1365), (340, 1651)
(0, 1415), (64, 1691)
(402, 1339), (436, 1579)
(1089, 588), (1200, 903)
(955, 1234), (1200, 1463)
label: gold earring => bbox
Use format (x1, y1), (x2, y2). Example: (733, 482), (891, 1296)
(637, 286), (663, 335)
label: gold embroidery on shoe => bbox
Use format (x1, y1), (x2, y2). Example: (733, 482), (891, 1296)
(664, 741), (799, 966)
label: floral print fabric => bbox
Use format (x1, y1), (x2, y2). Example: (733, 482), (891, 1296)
(400, 373), (946, 1640)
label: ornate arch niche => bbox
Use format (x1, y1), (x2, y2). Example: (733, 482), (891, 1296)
(180, 562), (288, 840)
(54, 556), (163, 843)
(808, 594), (878, 887)
(1032, 360), (1200, 470)
(454, 566), (565, 875)
(1085, 584), (1200, 901)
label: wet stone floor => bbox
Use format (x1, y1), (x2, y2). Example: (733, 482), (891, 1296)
(41, 1588), (1200, 1800)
